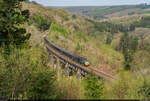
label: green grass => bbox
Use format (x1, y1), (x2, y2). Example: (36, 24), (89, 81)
(75, 32), (87, 42)
(50, 23), (69, 38)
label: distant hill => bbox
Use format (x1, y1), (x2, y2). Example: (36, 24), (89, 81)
(64, 4), (150, 20)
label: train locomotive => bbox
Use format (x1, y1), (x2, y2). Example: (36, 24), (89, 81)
(44, 37), (90, 67)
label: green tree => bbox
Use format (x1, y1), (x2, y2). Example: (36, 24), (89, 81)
(123, 50), (133, 70)
(27, 70), (61, 99)
(129, 24), (135, 31)
(119, 32), (133, 70)
(111, 72), (129, 99)
(106, 33), (113, 44)
(129, 36), (139, 52)
(0, 45), (61, 100)
(119, 32), (139, 70)
(84, 72), (104, 99)
(0, 0), (31, 46)
(138, 79), (150, 99)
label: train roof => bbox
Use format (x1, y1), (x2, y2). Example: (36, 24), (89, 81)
(44, 37), (87, 60)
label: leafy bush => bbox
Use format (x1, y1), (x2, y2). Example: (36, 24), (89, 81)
(83, 72), (104, 99)
(137, 79), (150, 99)
(0, 45), (61, 100)
(0, 0), (31, 46)
(55, 68), (84, 99)
(72, 14), (77, 19)
(27, 70), (61, 99)
(119, 32), (138, 70)
(106, 33), (113, 44)
(111, 73), (129, 99)
(31, 14), (51, 31)
(105, 71), (150, 99)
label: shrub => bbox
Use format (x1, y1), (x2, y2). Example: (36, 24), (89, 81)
(83, 72), (104, 99)
(105, 72), (150, 99)
(72, 14), (77, 19)
(106, 72), (130, 99)
(138, 79), (150, 99)
(0, 0), (31, 46)
(55, 69), (84, 99)
(106, 33), (113, 44)
(0, 45), (61, 100)
(32, 14), (51, 31)
(27, 70), (61, 99)
(119, 32), (138, 70)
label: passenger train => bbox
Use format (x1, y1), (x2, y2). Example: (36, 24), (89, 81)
(44, 37), (90, 67)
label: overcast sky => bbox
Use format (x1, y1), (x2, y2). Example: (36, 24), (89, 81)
(30, 0), (150, 6)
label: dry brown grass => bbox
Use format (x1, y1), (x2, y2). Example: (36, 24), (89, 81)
(105, 8), (141, 18)
(130, 28), (150, 42)
(101, 14), (142, 25)
(22, 2), (92, 35)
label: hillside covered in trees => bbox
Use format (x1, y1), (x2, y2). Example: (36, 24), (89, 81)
(0, 0), (150, 100)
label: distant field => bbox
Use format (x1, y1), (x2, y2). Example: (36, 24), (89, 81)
(65, 4), (150, 20)
(89, 7), (123, 14)
(138, 9), (150, 15)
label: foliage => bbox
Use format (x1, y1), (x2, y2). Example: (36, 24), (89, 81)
(131, 50), (150, 71)
(132, 16), (150, 28)
(76, 42), (83, 52)
(119, 32), (138, 70)
(106, 33), (113, 44)
(119, 32), (131, 70)
(0, 0), (31, 46)
(87, 19), (135, 38)
(51, 23), (68, 38)
(76, 32), (87, 41)
(83, 72), (104, 99)
(24, 0), (30, 2)
(138, 79), (150, 99)
(29, 14), (51, 31)
(72, 14), (77, 19)
(0, 45), (61, 100)
(105, 71), (150, 100)
(103, 22), (135, 33)
(110, 72), (130, 99)
(55, 68), (84, 99)
(27, 70), (61, 99)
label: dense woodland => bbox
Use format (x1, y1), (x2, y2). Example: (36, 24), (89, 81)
(0, 0), (150, 100)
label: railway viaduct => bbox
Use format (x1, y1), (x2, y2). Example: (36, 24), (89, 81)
(43, 36), (114, 80)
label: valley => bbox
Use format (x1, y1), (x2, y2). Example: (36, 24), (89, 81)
(0, 0), (150, 100)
